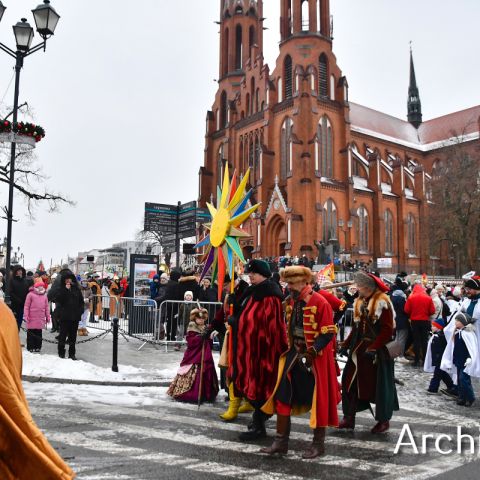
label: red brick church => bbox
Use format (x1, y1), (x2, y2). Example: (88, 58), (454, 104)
(198, 0), (480, 273)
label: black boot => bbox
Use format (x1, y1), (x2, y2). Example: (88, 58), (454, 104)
(260, 415), (290, 455)
(302, 427), (326, 459)
(239, 409), (267, 441)
(68, 345), (76, 361)
(58, 347), (65, 359)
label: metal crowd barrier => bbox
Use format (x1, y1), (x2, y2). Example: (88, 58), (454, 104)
(157, 300), (223, 352)
(87, 296), (222, 352)
(88, 295), (120, 331)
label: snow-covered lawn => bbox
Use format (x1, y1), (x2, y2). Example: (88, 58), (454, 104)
(22, 350), (179, 383)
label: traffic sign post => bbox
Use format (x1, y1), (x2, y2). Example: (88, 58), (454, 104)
(144, 201), (209, 267)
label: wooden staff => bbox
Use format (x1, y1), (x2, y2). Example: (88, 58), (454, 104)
(197, 336), (206, 411)
(319, 281), (354, 290)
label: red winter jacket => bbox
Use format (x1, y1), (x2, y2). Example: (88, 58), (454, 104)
(404, 284), (435, 321)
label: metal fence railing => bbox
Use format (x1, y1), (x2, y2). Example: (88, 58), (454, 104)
(87, 296), (222, 352)
(156, 300), (222, 352)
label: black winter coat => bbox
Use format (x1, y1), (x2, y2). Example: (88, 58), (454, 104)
(430, 331), (448, 367)
(198, 286), (217, 303)
(54, 286), (84, 323)
(10, 272), (29, 310)
(391, 289), (409, 330)
(177, 276), (200, 301)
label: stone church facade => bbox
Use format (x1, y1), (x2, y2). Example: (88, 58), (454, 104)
(199, 0), (480, 273)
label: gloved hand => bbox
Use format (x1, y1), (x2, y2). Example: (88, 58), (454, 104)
(465, 358), (472, 367)
(301, 347), (317, 368)
(200, 325), (213, 339)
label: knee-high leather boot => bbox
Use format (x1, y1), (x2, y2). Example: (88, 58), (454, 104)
(302, 427), (326, 459)
(260, 415), (290, 455)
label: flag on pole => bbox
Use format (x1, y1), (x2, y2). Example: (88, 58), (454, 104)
(316, 262), (335, 284)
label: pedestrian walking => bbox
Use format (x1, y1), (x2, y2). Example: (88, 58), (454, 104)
(339, 271), (399, 434)
(261, 266), (340, 459)
(23, 279), (50, 352)
(404, 284), (435, 366)
(424, 318), (456, 395)
(230, 259), (288, 441)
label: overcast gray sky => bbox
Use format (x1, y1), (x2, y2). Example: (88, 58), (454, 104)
(1, 0), (479, 270)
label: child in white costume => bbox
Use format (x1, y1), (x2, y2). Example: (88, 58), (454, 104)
(441, 312), (480, 407)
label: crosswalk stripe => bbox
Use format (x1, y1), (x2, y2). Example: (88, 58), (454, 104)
(32, 400), (455, 457)
(27, 385), (479, 480)
(44, 430), (308, 480)
(35, 408), (426, 477)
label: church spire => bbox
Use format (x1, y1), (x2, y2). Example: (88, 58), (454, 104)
(407, 46), (422, 129)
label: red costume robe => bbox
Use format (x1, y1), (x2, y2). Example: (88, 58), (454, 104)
(263, 290), (341, 428)
(229, 280), (288, 402)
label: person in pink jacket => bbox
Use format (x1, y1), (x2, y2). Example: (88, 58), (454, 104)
(24, 279), (51, 352)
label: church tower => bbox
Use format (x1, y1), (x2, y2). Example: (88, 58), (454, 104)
(219, 0), (264, 79)
(407, 48), (422, 128)
(280, 0), (331, 41)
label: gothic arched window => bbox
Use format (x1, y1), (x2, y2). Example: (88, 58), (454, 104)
(301, 0), (310, 31)
(384, 209), (394, 254)
(280, 117), (293, 180)
(235, 24), (243, 70)
(249, 26), (256, 58)
(407, 213), (416, 255)
(284, 55), (293, 99)
(217, 144), (225, 187)
(251, 77), (256, 113)
(319, 53), (328, 97)
(222, 28), (229, 76)
(357, 206), (369, 252)
(322, 199), (337, 243)
(316, 115), (333, 177)
(220, 91), (228, 129)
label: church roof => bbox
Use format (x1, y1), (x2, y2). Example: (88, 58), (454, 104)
(350, 102), (480, 152)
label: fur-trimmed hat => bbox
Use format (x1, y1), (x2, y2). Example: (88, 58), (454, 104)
(280, 266), (312, 284)
(189, 307), (208, 321)
(244, 259), (271, 278)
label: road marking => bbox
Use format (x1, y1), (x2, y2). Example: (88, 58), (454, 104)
(37, 409), (436, 478)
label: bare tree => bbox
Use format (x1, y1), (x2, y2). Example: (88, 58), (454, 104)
(0, 104), (73, 219)
(136, 225), (172, 267)
(427, 127), (480, 274)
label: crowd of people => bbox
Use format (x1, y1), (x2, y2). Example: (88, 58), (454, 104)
(0, 266), (130, 360)
(1, 258), (479, 461)
(166, 261), (480, 459)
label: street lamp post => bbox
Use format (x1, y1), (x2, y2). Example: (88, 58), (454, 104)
(338, 219), (353, 254)
(0, 1), (60, 305)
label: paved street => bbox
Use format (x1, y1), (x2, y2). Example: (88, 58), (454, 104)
(24, 361), (480, 480)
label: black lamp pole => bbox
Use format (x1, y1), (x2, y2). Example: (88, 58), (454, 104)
(3, 52), (23, 305)
(0, 1), (60, 305)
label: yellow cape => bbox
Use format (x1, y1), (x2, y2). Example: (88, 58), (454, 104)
(0, 301), (75, 479)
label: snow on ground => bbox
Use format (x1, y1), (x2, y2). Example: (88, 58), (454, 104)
(22, 350), (177, 383)
(22, 350), (222, 383)
(23, 382), (168, 407)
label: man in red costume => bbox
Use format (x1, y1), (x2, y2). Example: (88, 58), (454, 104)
(230, 259), (288, 441)
(261, 266), (340, 458)
(339, 271), (399, 433)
